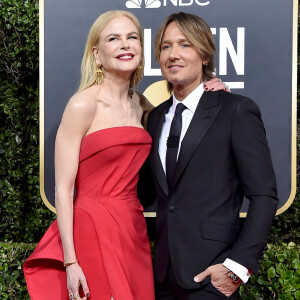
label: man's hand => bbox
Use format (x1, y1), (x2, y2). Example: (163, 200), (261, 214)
(194, 263), (241, 297)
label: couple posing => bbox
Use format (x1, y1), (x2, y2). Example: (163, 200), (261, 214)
(24, 10), (278, 300)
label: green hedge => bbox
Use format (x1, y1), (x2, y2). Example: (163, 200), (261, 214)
(0, 242), (35, 300)
(0, 0), (55, 243)
(240, 243), (300, 300)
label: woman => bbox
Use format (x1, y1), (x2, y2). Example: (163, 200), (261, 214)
(24, 10), (226, 300)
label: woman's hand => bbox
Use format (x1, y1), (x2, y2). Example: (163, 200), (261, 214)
(204, 77), (231, 92)
(66, 263), (90, 299)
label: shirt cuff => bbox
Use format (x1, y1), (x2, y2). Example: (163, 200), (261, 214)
(223, 258), (251, 283)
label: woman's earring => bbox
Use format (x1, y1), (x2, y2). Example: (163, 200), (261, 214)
(135, 65), (143, 85)
(96, 65), (104, 85)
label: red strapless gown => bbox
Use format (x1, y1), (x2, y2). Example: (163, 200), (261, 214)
(24, 126), (155, 300)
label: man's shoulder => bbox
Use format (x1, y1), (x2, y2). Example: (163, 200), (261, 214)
(148, 98), (171, 118)
(212, 91), (261, 118)
(215, 90), (253, 105)
(209, 90), (259, 111)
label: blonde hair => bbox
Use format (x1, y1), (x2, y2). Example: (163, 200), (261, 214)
(77, 10), (144, 92)
(155, 12), (216, 93)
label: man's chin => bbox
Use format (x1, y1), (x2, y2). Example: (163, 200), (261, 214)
(163, 76), (183, 85)
(168, 80), (186, 89)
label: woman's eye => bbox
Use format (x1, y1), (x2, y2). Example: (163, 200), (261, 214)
(108, 37), (117, 41)
(162, 45), (170, 50)
(129, 35), (138, 40)
(181, 43), (190, 47)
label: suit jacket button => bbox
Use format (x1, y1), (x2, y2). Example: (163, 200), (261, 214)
(169, 206), (176, 212)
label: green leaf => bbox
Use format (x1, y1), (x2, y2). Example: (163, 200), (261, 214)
(295, 290), (300, 300)
(257, 276), (270, 286)
(277, 253), (287, 262)
(268, 267), (276, 279)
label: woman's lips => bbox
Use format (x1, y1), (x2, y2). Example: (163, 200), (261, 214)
(116, 53), (134, 60)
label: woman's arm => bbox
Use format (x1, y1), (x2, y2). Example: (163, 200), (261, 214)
(55, 94), (94, 299)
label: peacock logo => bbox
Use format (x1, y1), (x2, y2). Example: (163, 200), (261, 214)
(125, 0), (161, 8)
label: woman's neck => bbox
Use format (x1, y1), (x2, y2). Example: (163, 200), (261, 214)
(93, 75), (131, 104)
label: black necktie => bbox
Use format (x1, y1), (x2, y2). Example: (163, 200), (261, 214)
(166, 103), (186, 187)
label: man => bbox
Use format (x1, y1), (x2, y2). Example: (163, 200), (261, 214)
(141, 12), (278, 299)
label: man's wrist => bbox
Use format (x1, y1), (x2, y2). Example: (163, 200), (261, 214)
(225, 267), (242, 284)
(223, 258), (251, 283)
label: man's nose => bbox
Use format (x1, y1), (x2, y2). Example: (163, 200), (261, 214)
(169, 46), (179, 60)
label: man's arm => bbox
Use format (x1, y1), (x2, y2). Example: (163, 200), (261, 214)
(194, 98), (278, 296)
(228, 98), (278, 271)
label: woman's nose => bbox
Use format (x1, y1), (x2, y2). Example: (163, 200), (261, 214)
(121, 38), (130, 50)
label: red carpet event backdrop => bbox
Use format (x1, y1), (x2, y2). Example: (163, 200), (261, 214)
(39, 0), (298, 216)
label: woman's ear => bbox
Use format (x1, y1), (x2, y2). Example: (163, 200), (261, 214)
(92, 46), (101, 66)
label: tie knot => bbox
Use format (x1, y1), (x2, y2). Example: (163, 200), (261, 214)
(175, 103), (186, 116)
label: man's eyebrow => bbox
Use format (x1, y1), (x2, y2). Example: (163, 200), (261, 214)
(161, 38), (189, 44)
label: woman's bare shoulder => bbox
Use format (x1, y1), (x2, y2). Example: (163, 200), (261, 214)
(65, 88), (96, 117)
(58, 88), (97, 136)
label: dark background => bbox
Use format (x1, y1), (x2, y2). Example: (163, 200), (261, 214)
(43, 0), (296, 213)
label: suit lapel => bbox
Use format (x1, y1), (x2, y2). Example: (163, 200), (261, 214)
(150, 97), (173, 196)
(174, 92), (222, 186)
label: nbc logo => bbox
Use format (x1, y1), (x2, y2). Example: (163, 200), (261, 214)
(126, 0), (161, 8)
(125, 0), (210, 8)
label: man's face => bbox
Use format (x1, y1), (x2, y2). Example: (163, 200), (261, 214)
(159, 21), (204, 95)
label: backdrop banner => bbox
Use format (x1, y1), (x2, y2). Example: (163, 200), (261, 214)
(40, 0), (297, 216)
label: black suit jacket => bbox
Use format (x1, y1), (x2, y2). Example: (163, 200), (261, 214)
(141, 90), (278, 289)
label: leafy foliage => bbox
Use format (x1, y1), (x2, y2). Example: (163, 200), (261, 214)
(0, 242), (35, 300)
(0, 0), (55, 243)
(239, 243), (300, 300)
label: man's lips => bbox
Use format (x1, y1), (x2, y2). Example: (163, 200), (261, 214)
(116, 53), (134, 60)
(167, 64), (184, 69)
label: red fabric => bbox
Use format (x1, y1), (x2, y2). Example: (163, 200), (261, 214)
(24, 127), (155, 300)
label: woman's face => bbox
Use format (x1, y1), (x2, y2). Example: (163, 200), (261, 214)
(94, 16), (142, 78)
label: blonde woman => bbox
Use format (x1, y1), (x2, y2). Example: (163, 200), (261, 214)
(24, 10), (226, 300)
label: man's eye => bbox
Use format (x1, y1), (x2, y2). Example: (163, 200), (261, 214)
(162, 45), (170, 50)
(181, 43), (190, 47)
